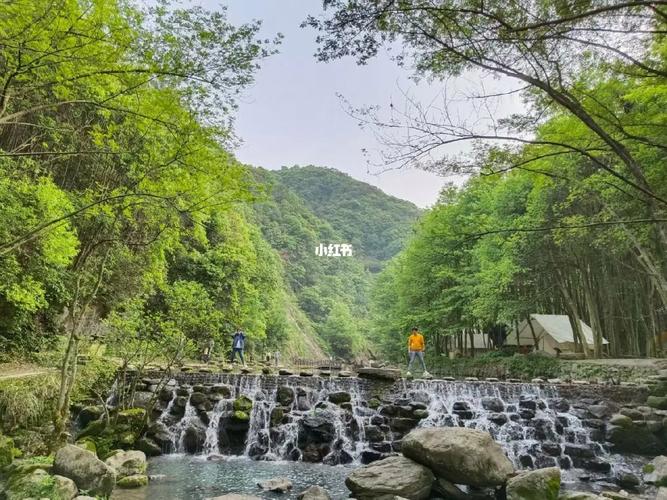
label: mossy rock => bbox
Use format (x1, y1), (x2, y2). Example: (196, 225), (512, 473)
(270, 407), (284, 427)
(506, 466), (560, 500)
(648, 396), (667, 410)
(118, 431), (137, 446)
(116, 473), (149, 488)
(3, 468), (76, 500)
(75, 438), (97, 455)
(232, 410), (250, 422)
(233, 395), (253, 412)
(77, 418), (107, 439)
(368, 398), (381, 409)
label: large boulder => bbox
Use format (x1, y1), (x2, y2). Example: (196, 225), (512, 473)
(276, 386), (295, 406)
(345, 455), (434, 500)
(104, 450), (147, 478)
(506, 466), (560, 500)
(645, 455), (667, 486)
(257, 477), (292, 492)
(357, 367), (401, 381)
(607, 424), (666, 455)
(53, 444), (116, 497)
(297, 485), (332, 500)
(298, 411), (337, 444)
(2, 469), (78, 500)
(401, 427), (513, 487)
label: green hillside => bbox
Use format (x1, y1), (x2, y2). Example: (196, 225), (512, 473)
(274, 166), (421, 269)
(248, 166), (420, 359)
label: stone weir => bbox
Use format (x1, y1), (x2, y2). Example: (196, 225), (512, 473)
(131, 371), (662, 480)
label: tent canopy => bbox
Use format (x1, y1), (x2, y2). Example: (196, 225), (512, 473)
(506, 314), (608, 352)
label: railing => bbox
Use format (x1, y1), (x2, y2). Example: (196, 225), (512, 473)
(291, 358), (343, 370)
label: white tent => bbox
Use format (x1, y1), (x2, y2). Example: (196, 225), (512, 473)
(505, 314), (608, 355)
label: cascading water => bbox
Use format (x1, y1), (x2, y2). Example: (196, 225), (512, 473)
(144, 372), (642, 481)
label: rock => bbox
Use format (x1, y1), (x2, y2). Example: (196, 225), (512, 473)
(257, 477), (292, 492)
(3, 469), (78, 500)
(338, 370), (352, 377)
(609, 414), (632, 428)
(211, 384), (232, 398)
(607, 424), (666, 455)
(481, 397), (504, 412)
(190, 392), (208, 405)
(207, 495), (262, 500)
(104, 450), (147, 478)
(75, 438), (97, 455)
(644, 455), (667, 486)
(149, 474), (167, 481)
(413, 409), (429, 420)
(117, 474), (149, 488)
(432, 478), (469, 500)
(233, 395), (253, 412)
(299, 411), (336, 444)
(507, 467), (560, 500)
(182, 423), (207, 453)
(276, 386), (295, 406)
(658, 487), (667, 500)
(402, 427), (514, 487)
(270, 407), (285, 427)
(615, 471), (640, 488)
(78, 405), (104, 428)
(297, 485), (331, 499)
(559, 493), (603, 500)
(345, 455), (434, 500)
(53, 444), (116, 497)
(279, 368), (294, 376)
(328, 391), (351, 404)
(648, 396), (667, 410)
(74, 496), (96, 500)
(357, 367), (401, 381)
(620, 408), (644, 420)
(137, 437), (162, 457)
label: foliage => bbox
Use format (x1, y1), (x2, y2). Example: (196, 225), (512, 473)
(0, 374), (60, 432)
(427, 352), (562, 380)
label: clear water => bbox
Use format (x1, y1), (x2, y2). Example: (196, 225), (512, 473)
(111, 455), (353, 500)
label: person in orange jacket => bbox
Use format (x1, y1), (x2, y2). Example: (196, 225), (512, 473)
(406, 327), (430, 377)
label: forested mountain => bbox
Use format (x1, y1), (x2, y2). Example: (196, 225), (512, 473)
(275, 166), (421, 269)
(249, 166), (420, 359)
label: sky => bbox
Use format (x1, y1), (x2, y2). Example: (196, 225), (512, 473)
(198, 1), (521, 208)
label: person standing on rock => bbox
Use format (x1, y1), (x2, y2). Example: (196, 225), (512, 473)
(230, 328), (246, 366)
(407, 327), (431, 378)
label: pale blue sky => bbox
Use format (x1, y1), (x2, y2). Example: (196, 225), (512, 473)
(198, 1), (520, 207)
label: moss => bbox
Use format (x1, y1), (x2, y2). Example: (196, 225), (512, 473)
(232, 410), (250, 422)
(117, 473), (148, 488)
(233, 395), (253, 412)
(643, 463), (655, 473)
(75, 438), (97, 455)
(77, 418), (107, 439)
(3, 468), (69, 500)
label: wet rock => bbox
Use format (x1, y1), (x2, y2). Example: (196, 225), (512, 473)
(519, 408), (536, 420)
(297, 485), (331, 500)
(338, 370), (352, 377)
(542, 442), (562, 456)
(358, 367), (401, 381)
(328, 391), (351, 404)
(364, 425), (385, 442)
(104, 450), (146, 478)
(158, 387), (174, 402)
(345, 455), (434, 500)
(506, 466), (560, 500)
(607, 424), (666, 455)
(298, 411), (336, 444)
(137, 437), (162, 457)
(548, 398), (570, 412)
(582, 459), (611, 473)
(210, 384), (232, 398)
(270, 407), (284, 427)
(648, 396), (667, 410)
(615, 471), (640, 489)
(481, 397), (504, 412)
(564, 444), (595, 458)
(78, 405), (104, 428)
(609, 414), (632, 427)
(361, 449), (384, 464)
(534, 455), (557, 469)
(488, 413), (508, 426)
(53, 444), (116, 497)
(182, 423), (207, 454)
(257, 477), (292, 493)
(402, 427), (514, 487)
(645, 455), (667, 486)
(389, 418), (419, 433)
(519, 398), (537, 411)
(117, 474), (149, 488)
(233, 395), (253, 413)
(413, 409), (429, 420)
(276, 386), (295, 406)
(619, 408), (644, 420)
(190, 392), (208, 406)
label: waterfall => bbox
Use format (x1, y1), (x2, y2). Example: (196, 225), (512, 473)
(144, 373), (634, 476)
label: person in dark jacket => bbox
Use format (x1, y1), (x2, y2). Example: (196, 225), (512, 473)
(230, 329), (246, 366)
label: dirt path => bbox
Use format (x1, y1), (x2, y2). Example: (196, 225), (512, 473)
(0, 363), (53, 381)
